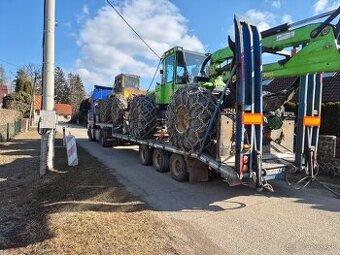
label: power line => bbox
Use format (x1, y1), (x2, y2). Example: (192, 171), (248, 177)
(106, 0), (161, 59)
(0, 58), (20, 68)
(147, 59), (161, 92)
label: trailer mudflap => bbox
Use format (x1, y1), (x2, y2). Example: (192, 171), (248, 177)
(186, 157), (209, 183)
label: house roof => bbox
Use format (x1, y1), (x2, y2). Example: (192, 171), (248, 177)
(264, 77), (299, 93)
(264, 73), (340, 103)
(55, 103), (73, 116)
(322, 73), (340, 102)
(34, 95), (72, 115)
(0, 85), (8, 102)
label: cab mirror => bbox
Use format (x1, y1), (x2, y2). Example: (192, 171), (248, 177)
(160, 69), (163, 74)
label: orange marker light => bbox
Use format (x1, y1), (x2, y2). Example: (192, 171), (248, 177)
(304, 116), (321, 126)
(242, 113), (263, 125)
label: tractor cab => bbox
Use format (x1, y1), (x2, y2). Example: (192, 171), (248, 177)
(113, 73), (144, 99)
(113, 73), (140, 93)
(155, 47), (207, 105)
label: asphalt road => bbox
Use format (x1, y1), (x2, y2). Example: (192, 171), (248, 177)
(61, 124), (340, 255)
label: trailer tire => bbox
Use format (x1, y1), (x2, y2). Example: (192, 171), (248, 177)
(111, 94), (128, 126)
(152, 149), (170, 172)
(89, 128), (97, 141)
(139, 145), (153, 165)
(129, 96), (157, 139)
(170, 154), (188, 182)
(100, 131), (110, 147)
(88, 128), (94, 141)
(167, 85), (216, 152)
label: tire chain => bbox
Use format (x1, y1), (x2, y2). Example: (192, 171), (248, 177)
(110, 94), (128, 126)
(98, 97), (114, 123)
(167, 85), (217, 152)
(128, 95), (157, 139)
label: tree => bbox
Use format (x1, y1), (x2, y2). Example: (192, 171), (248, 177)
(2, 91), (32, 117)
(79, 98), (90, 124)
(14, 69), (29, 93)
(68, 73), (86, 116)
(23, 63), (42, 95)
(0, 66), (8, 85)
(23, 80), (33, 95)
(54, 67), (69, 103)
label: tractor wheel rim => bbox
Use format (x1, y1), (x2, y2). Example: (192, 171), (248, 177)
(175, 106), (189, 134)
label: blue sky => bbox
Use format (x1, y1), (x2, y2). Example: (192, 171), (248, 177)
(0, 0), (339, 93)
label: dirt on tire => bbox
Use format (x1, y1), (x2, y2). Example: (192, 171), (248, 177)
(98, 97), (113, 123)
(110, 94), (128, 126)
(128, 95), (157, 139)
(167, 85), (216, 152)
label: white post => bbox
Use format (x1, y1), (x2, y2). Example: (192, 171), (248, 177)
(40, 0), (55, 176)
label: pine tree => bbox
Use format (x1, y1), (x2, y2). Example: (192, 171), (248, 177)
(54, 67), (69, 103)
(14, 69), (29, 92)
(68, 73), (86, 116)
(23, 80), (33, 95)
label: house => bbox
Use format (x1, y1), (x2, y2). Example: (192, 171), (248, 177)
(263, 73), (340, 103)
(0, 85), (8, 107)
(33, 95), (42, 124)
(34, 95), (73, 124)
(55, 103), (73, 122)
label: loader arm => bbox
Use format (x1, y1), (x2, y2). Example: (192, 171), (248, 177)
(205, 7), (340, 86)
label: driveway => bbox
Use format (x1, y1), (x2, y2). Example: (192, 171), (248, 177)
(60, 124), (340, 255)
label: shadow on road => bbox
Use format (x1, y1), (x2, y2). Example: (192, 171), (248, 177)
(75, 137), (340, 214)
(0, 137), (146, 250)
(1, 133), (339, 250)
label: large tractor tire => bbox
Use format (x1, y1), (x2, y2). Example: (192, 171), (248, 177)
(128, 96), (157, 139)
(111, 94), (128, 126)
(98, 98), (113, 123)
(167, 85), (216, 152)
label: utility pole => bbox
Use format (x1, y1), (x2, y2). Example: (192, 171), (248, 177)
(40, 0), (55, 176)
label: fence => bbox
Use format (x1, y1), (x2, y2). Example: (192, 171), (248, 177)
(0, 119), (28, 142)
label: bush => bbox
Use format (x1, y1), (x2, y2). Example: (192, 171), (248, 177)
(2, 91), (32, 118)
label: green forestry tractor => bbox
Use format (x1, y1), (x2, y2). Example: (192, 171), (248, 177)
(124, 8), (340, 154)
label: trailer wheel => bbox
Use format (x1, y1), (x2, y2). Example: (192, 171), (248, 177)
(152, 149), (170, 172)
(90, 128), (97, 141)
(129, 96), (157, 139)
(167, 85), (216, 152)
(111, 94), (128, 126)
(170, 154), (188, 182)
(100, 131), (110, 147)
(88, 128), (94, 141)
(139, 145), (153, 165)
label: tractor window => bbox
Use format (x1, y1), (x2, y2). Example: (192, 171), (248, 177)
(114, 78), (123, 93)
(176, 52), (186, 84)
(164, 54), (175, 83)
(124, 76), (139, 89)
(183, 50), (206, 83)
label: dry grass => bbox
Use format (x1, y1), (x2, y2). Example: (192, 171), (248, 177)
(0, 130), (191, 254)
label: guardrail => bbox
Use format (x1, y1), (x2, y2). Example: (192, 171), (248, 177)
(0, 119), (28, 142)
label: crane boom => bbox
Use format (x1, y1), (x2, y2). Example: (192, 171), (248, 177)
(206, 7), (340, 86)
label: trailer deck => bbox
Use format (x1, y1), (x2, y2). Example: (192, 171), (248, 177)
(102, 131), (296, 186)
